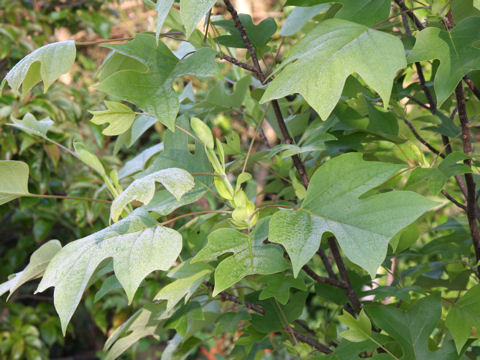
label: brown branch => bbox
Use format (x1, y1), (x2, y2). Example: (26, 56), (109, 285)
(393, 0), (425, 30)
(317, 249), (338, 280)
(328, 238), (362, 314)
(455, 83), (480, 263)
(219, 54), (257, 73)
(302, 265), (346, 289)
(464, 76), (480, 101)
(441, 189), (466, 211)
(402, 117), (444, 158)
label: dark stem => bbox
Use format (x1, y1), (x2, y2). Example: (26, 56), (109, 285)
(464, 76), (480, 101)
(393, 0), (425, 30)
(302, 264), (346, 289)
(402, 118), (444, 158)
(455, 84), (480, 262)
(328, 238), (362, 314)
(220, 54), (257, 73)
(317, 249), (338, 280)
(441, 190), (466, 211)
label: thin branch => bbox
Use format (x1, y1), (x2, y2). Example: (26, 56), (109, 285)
(464, 76), (480, 101)
(302, 264), (346, 289)
(24, 193), (111, 204)
(371, 6), (426, 28)
(402, 117), (444, 158)
(317, 249), (338, 280)
(393, 0), (425, 30)
(440, 190), (466, 211)
(219, 54), (257, 73)
(328, 238), (362, 314)
(158, 210), (231, 226)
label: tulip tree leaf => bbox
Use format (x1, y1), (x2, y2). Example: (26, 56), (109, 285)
(285, 0), (391, 26)
(408, 16), (480, 106)
(96, 34), (218, 131)
(258, 274), (307, 305)
(191, 228), (288, 296)
(269, 153), (436, 277)
(0, 160), (30, 205)
(181, 0), (217, 38)
(110, 168), (195, 222)
(445, 285), (480, 352)
(261, 19), (406, 120)
(90, 101), (136, 136)
(156, 0), (174, 42)
(154, 260), (213, 311)
(73, 141), (106, 176)
(338, 310), (372, 343)
(0, 240), (61, 298)
(9, 112), (53, 138)
(366, 295), (443, 360)
(3, 40), (76, 95)
(35, 209), (181, 334)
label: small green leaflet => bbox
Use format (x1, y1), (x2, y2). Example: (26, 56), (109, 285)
(73, 141), (106, 176)
(191, 228), (288, 296)
(9, 112), (53, 138)
(96, 34), (218, 130)
(261, 19), (406, 120)
(3, 40), (76, 95)
(258, 274), (307, 305)
(0, 160), (30, 205)
(445, 285), (480, 352)
(338, 310), (372, 343)
(90, 101), (136, 136)
(110, 167), (194, 222)
(190, 117), (214, 149)
(154, 260), (213, 311)
(408, 16), (480, 106)
(35, 209), (181, 334)
(269, 153), (436, 277)
(0, 240), (61, 298)
(285, 0), (391, 26)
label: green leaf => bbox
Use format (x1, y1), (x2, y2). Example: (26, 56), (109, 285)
(408, 17), (480, 106)
(366, 294), (441, 360)
(0, 240), (61, 298)
(154, 260), (213, 311)
(73, 141), (106, 176)
(180, 0), (216, 38)
(445, 285), (480, 352)
(0, 160), (30, 205)
(144, 187), (206, 217)
(90, 101), (136, 136)
(285, 0), (391, 26)
(3, 40), (76, 95)
(190, 117), (214, 149)
(279, 5), (330, 36)
(96, 34), (218, 130)
(118, 143), (164, 179)
(205, 75), (251, 109)
(475, 0), (480, 10)
(110, 168), (194, 222)
(35, 209), (181, 334)
(258, 274), (307, 305)
(261, 19), (406, 120)
(156, 0), (174, 42)
(338, 310), (372, 343)
(9, 112), (53, 138)
(269, 153), (436, 276)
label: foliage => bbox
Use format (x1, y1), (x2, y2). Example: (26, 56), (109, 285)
(2, 0), (480, 359)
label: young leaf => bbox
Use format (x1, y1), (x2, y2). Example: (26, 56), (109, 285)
(269, 153), (436, 276)
(338, 310), (372, 343)
(0, 240), (61, 298)
(408, 17), (480, 106)
(9, 112), (53, 138)
(110, 168), (194, 222)
(97, 34), (218, 131)
(261, 19), (406, 120)
(154, 260), (213, 311)
(36, 209), (181, 334)
(180, 0), (216, 38)
(90, 101), (136, 136)
(445, 285), (480, 352)
(3, 40), (76, 95)
(0, 160), (30, 205)
(190, 117), (214, 149)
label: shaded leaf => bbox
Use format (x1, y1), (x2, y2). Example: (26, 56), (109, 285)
(9, 112), (53, 138)
(0, 160), (30, 205)
(279, 5), (330, 36)
(258, 274), (306, 305)
(408, 17), (480, 106)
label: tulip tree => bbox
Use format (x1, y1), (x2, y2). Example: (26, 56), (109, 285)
(2, 0), (480, 359)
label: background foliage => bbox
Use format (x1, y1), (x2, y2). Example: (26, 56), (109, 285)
(1, 0), (480, 359)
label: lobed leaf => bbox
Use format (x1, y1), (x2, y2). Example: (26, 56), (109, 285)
(90, 101), (136, 136)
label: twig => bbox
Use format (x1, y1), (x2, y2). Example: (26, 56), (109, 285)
(219, 54), (257, 73)
(440, 190), (466, 211)
(402, 117), (444, 158)
(302, 264), (346, 289)
(371, 6), (426, 28)
(328, 238), (362, 314)
(24, 193), (111, 204)
(75, 32), (184, 46)
(464, 76), (480, 101)
(393, 0), (425, 30)
(317, 249), (338, 280)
